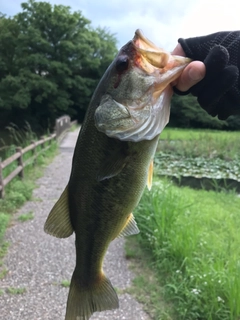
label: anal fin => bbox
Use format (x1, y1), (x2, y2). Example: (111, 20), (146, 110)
(44, 185), (73, 238)
(117, 213), (140, 238)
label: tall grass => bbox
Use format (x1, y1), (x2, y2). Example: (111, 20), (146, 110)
(134, 179), (240, 320)
(1, 122), (54, 179)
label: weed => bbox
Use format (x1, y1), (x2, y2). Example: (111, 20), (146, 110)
(0, 213), (10, 242)
(0, 268), (7, 280)
(0, 242), (9, 259)
(18, 211), (34, 222)
(6, 287), (26, 294)
(61, 280), (70, 288)
(125, 237), (175, 320)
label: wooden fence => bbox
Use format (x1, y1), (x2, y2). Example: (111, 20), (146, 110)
(0, 115), (76, 198)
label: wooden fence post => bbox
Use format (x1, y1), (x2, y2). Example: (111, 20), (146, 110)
(41, 136), (45, 154)
(0, 162), (4, 198)
(31, 140), (36, 165)
(16, 147), (24, 179)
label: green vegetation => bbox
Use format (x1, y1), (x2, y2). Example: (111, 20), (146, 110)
(0, 0), (118, 131)
(18, 211), (34, 222)
(170, 94), (240, 130)
(61, 280), (70, 288)
(159, 127), (240, 159)
(6, 287), (26, 294)
(125, 238), (175, 320)
(156, 128), (240, 190)
(133, 180), (240, 320)
(0, 268), (7, 280)
(160, 126), (240, 140)
(0, 214), (10, 244)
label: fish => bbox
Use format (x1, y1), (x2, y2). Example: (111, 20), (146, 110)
(44, 29), (191, 320)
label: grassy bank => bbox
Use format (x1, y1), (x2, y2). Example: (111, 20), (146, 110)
(133, 179), (240, 320)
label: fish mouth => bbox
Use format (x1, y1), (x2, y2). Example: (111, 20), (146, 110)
(133, 29), (191, 80)
(131, 29), (192, 111)
(133, 29), (169, 71)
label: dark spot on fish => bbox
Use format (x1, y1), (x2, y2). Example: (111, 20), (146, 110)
(114, 55), (130, 89)
(115, 55), (129, 73)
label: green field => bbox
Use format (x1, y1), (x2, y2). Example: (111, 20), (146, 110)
(160, 127), (240, 141)
(131, 128), (240, 320)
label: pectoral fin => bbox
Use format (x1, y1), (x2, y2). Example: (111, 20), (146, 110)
(147, 160), (154, 191)
(97, 143), (129, 181)
(117, 213), (140, 238)
(44, 185), (73, 238)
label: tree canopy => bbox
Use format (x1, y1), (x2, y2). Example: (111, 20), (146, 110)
(0, 0), (118, 131)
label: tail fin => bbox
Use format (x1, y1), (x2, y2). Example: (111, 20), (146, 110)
(65, 270), (119, 320)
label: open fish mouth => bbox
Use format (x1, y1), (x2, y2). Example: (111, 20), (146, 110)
(95, 30), (191, 142)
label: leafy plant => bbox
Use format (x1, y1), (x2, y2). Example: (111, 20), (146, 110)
(6, 287), (26, 294)
(18, 211), (34, 222)
(61, 280), (70, 288)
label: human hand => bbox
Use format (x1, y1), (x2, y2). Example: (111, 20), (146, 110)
(171, 44), (206, 92)
(172, 31), (240, 120)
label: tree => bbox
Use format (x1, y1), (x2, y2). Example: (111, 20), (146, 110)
(0, 0), (118, 131)
(169, 94), (230, 129)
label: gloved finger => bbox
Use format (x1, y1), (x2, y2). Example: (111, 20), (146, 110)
(218, 90), (240, 119)
(197, 65), (239, 108)
(190, 45), (230, 96)
(201, 85), (240, 119)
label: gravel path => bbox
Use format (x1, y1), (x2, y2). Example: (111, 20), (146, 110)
(0, 129), (150, 320)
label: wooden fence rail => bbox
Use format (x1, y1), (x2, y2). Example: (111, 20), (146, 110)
(0, 115), (76, 198)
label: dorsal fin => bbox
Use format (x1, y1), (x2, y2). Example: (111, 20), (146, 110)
(44, 185), (73, 238)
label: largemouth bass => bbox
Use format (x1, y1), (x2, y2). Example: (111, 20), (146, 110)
(44, 30), (190, 320)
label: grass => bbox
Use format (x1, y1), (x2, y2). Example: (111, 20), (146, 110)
(159, 127), (240, 159)
(0, 268), (7, 280)
(61, 280), (70, 288)
(160, 127), (240, 141)
(6, 287), (26, 294)
(125, 237), (175, 320)
(132, 178), (240, 320)
(18, 211), (34, 222)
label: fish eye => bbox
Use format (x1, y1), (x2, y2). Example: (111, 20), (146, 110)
(115, 55), (129, 73)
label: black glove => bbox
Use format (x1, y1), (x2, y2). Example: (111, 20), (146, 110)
(173, 31), (240, 120)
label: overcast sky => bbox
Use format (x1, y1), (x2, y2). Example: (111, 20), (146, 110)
(1, 0), (240, 51)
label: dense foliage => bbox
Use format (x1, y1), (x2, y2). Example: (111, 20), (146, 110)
(170, 94), (240, 130)
(0, 0), (118, 132)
